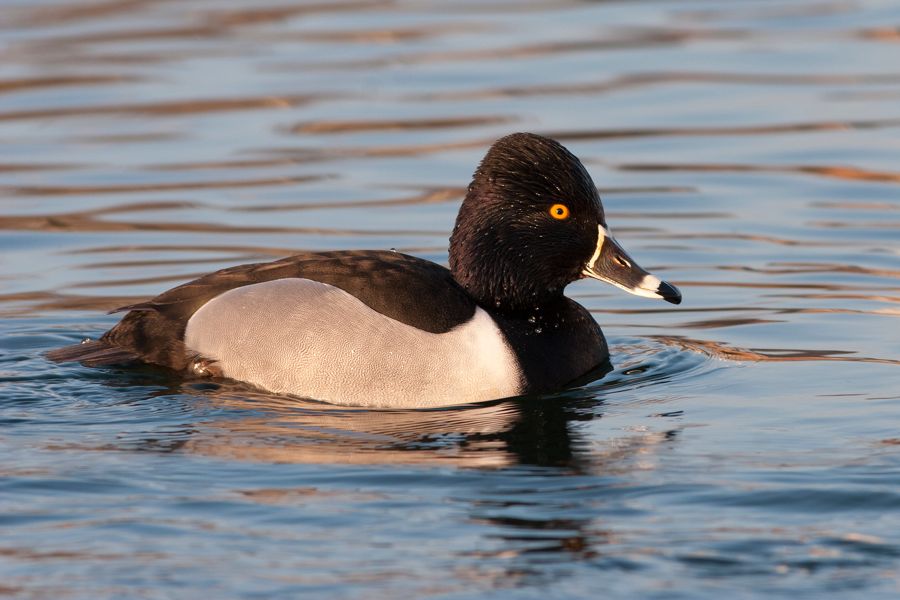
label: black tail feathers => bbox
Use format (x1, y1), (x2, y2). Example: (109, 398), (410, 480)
(45, 340), (138, 367)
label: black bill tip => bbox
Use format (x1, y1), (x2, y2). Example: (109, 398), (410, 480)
(658, 281), (682, 305)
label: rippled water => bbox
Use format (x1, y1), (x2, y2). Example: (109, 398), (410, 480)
(2, 0), (900, 597)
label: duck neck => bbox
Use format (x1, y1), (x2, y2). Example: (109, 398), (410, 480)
(453, 266), (566, 315)
(449, 212), (566, 315)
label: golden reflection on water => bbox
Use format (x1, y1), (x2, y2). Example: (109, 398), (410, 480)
(417, 71), (900, 101)
(654, 335), (900, 366)
(289, 116), (515, 135)
(620, 162), (900, 184)
(4, 176), (324, 196)
(0, 75), (135, 94)
(0, 95), (325, 122)
(0, 291), (142, 316)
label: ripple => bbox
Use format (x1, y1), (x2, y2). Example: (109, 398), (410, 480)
(589, 336), (719, 397)
(0, 75), (136, 95)
(7, 0), (170, 27)
(3, 175), (327, 197)
(416, 71), (900, 101)
(719, 262), (900, 279)
(283, 27), (756, 71)
(294, 21), (492, 44)
(0, 95), (332, 122)
(227, 187), (465, 213)
(619, 162), (900, 184)
(859, 27), (900, 43)
(652, 334), (900, 365)
(556, 118), (900, 143)
(0, 162), (83, 172)
(0, 211), (438, 236)
(0, 291), (141, 316)
(287, 115), (515, 135)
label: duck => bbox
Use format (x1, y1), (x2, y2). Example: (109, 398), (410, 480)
(48, 133), (681, 408)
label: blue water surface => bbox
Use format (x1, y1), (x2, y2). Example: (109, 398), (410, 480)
(2, 1), (900, 598)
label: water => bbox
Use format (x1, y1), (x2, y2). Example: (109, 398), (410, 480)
(2, 0), (899, 597)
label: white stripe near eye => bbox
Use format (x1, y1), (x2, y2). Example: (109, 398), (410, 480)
(585, 225), (610, 271)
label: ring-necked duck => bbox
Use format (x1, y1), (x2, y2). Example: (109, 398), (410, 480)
(48, 133), (681, 408)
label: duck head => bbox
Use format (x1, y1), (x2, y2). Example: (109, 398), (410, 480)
(449, 132), (681, 312)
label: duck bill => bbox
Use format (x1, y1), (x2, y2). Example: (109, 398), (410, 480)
(582, 226), (682, 305)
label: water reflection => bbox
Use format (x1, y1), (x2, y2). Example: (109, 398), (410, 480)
(151, 385), (605, 470)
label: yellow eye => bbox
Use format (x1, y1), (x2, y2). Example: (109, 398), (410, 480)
(549, 203), (570, 220)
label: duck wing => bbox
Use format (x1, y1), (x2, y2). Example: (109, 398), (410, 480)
(47, 250), (476, 371)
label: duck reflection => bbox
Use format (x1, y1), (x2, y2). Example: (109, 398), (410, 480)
(171, 380), (606, 470)
(69, 357), (618, 469)
(98, 357), (683, 476)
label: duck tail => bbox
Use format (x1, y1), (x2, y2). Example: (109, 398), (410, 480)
(45, 340), (138, 366)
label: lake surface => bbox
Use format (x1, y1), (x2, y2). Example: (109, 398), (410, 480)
(2, 0), (899, 597)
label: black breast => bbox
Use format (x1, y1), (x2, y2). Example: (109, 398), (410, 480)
(491, 298), (609, 394)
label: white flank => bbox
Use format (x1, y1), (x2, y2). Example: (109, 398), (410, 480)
(184, 278), (523, 408)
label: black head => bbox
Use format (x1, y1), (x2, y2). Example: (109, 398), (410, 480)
(449, 132), (681, 312)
